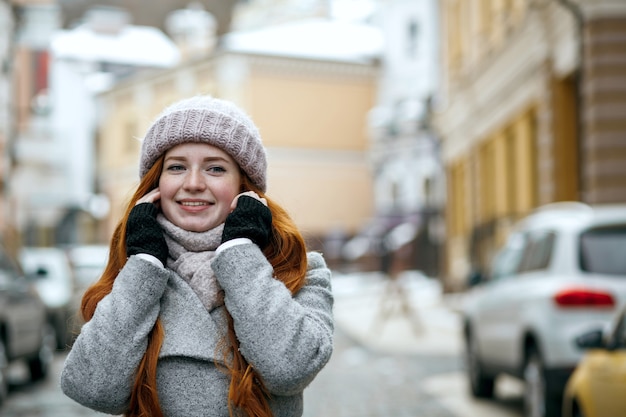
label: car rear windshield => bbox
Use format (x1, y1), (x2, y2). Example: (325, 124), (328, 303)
(579, 225), (626, 275)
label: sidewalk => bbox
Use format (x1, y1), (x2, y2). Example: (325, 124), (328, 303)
(327, 271), (525, 417)
(331, 270), (465, 356)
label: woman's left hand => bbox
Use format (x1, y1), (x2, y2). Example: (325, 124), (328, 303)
(221, 193), (272, 248)
(230, 191), (267, 210)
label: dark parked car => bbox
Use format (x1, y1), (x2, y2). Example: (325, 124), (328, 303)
(0, 245), (54, 405)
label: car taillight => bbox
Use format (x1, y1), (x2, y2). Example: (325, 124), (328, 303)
(553, 288), (615, 307)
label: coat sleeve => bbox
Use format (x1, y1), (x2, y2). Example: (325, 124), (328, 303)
(60, 256), (169, 414)
(212, 244), (334, 396)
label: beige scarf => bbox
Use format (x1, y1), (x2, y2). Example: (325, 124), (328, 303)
(157, 214), (225, 312)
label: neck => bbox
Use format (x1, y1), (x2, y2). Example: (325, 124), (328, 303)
(156, 214), (224, 254)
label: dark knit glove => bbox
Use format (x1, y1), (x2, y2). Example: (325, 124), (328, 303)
(221, 195), (273, 249)
(126, 203), (168, 265)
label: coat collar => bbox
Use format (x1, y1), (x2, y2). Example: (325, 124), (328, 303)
(158, 272), (229, 363)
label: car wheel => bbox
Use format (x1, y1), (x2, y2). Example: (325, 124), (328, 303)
(0, 338), (8, 405)
(523, 347), (560, 417)
(50, 313), (66, 351)
(28, 323), (55, 381)
(466, 330), (495, 398)
(573, 401), (585, 417)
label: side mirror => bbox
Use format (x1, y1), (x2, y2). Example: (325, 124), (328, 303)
(575, 328), (605, 350)
(467, 270), (484, 287)
(27, 266), (48, 281)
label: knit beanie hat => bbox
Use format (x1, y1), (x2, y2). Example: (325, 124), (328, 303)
(139, 95), (267, 192)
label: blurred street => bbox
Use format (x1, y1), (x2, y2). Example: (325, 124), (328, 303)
(2, 271), (525, 417)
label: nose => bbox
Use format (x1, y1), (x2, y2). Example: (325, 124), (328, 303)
(183, 169), (206, 192)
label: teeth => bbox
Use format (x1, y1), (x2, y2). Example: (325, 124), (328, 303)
(181, 202), (208, 206)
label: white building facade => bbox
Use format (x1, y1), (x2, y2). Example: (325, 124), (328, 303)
(363, 0), (445, 277)
(231, 0), (446, 275)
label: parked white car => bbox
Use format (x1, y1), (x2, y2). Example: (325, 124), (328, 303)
(461, 202), (626, 417)
(20, 247), (76, 350)
(66, 244), (109, 294)
(65, 244), (109, 339)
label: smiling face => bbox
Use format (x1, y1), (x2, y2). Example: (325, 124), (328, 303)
(159, 142), (242, 232)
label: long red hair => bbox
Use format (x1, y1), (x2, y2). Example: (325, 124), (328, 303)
(80, 155), (308, 417)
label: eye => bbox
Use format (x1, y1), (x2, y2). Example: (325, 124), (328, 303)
(207, 166), (227, 174)
(166, 164), (186, 172)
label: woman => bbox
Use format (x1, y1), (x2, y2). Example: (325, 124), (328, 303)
(61, 96), (334, 417)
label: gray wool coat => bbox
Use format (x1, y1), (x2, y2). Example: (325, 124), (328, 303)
(60, 243), (334, 417)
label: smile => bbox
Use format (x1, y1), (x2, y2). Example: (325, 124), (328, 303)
(180, 201), (209, 206)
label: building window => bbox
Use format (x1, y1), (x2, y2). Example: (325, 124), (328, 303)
(505, 127), (517, 215)
(407, 19), (419, 59)
(448, 1), (463, 70)
(391, 180), (400, 211)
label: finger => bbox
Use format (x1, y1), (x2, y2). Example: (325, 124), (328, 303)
(242, 191), (267, 206)
(137, 188), (161, 205)
(230, 193), (244, 211)
(230, 191), (267, 210)
(239, 191), (258, 199)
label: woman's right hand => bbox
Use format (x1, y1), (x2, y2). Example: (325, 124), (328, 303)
(136, 187), (161, 206)
(126, 188), (168, 265)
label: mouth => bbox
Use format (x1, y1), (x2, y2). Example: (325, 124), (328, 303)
(177, 199), (214, 209)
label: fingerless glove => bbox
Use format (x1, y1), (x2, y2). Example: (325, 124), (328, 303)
(221, 196), (273, 249)
(126, 203), (168, 265)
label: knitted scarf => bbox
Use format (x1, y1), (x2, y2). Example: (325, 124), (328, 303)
(157, 214), (225, 312)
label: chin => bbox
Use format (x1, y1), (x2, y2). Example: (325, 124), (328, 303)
(184, 224), (212, 233)
(167, 211), (222, 233)
(181, 220), (218, 233)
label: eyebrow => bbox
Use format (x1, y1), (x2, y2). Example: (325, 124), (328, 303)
(164, 155), (232, 163)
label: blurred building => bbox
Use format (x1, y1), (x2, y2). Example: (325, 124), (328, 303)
(436, 0), (626, 290)
(10, 4), (179, 246)
(344, 0), (445, 276)
(5, 1), (232, 249)
(57, 0), (237, 37)
(0, 0), (16, 252)
(9, 1), (61, 248)
(230, 0), (331, 30)
(96, 8), (380, 249)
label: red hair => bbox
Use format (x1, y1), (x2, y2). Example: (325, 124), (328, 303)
(80, 156), (308, 417)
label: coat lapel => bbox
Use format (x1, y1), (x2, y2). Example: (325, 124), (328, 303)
(159, 272), (228, 363)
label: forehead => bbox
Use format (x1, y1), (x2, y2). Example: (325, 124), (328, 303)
(164, 142), (236, 163)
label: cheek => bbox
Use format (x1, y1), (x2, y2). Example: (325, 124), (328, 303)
(215, 177), (241, 202)
(216, 186), (239, 206)
(158, 177), (177, 203)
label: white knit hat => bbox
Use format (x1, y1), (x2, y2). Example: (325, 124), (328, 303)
(140, 95), (267, 192)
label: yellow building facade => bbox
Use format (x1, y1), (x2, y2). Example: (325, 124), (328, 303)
(96, 50), (379, 247)
(437, 0), (626, 289)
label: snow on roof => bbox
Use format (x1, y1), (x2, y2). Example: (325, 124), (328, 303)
(222, 18), (383, 64)
(51, 23), (180, 68)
